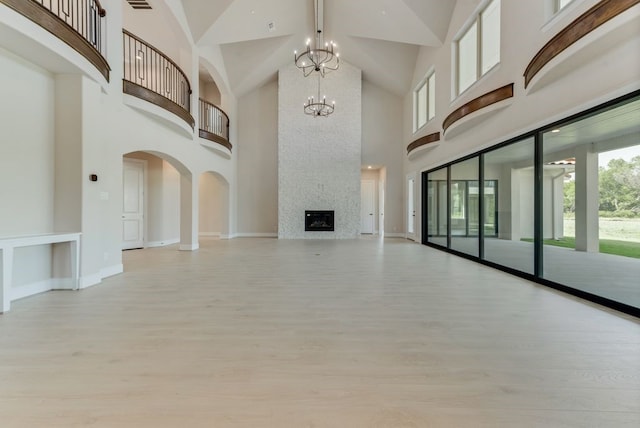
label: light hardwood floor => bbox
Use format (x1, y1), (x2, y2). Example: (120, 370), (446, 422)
(0, 238), (639, 427)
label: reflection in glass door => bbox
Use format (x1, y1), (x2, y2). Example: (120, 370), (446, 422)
(482, 137), (535, 274)
(426, 168), (448, 247)
(438, 181), (448, 236)
(407, 176), (415, 236)
(450, 181), (467, 236)
(450, 158), (479, 256)
(483, 181), (497, 236)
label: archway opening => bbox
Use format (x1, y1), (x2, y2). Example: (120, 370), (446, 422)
(122, 151), (193, 250)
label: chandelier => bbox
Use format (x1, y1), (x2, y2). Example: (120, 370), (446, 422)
(294, 0), (339, 78)
(304, 75), (335, 117)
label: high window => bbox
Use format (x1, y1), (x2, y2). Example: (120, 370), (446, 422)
(455, 0), (501, 95)
(555, 0), (574, 13)
(414, 71), (436, 131)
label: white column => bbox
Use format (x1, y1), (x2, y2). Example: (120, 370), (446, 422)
(551, 171), (566, 240)
(1, 247), (13, 313)
(508, 168), (520, 241)
(70, 238), (79, 290)
(180, 174), (199, 251)
(574, 144), (599, 252)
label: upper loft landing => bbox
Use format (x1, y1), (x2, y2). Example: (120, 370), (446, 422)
(0, 0), (110, 82)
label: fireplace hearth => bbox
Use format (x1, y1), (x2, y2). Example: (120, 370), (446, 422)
(305, 210), (334, 232)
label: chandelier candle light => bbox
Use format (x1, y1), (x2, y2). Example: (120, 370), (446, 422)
(296, 0), (338, 116)
(294, 36), (339, 77)
(304, 74), (335, 117)
(294, 0), (339, 77)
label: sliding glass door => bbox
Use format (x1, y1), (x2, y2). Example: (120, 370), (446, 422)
(450, 157), (479, 256)
(421, 92), (640, 314)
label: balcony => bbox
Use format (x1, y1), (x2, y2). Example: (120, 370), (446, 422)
(199, 98), (231, 152)
(122, 29), (194, 128)
(0, 0), (110, 80)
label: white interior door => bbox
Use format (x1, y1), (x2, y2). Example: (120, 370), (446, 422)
(361, 179), (375, 234)
(407, 176), (416, 239)
(122, 159), (145, 250)
(379, 181), (385, 236)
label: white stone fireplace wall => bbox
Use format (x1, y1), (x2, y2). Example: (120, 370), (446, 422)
(278, 61), (362, 239)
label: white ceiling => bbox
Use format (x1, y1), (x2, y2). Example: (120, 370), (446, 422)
(180, 0), (457, 97)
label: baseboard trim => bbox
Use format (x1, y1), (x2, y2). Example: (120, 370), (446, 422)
(146, 239), (180, 248)
(179, 243), (200, 251)
(11, 280), (53, 301)
(199, 232), (221, 238)
(79, 272), (102, 289)
(51, 278), (76, 290)
(101, 264), (123, 279)
(384, 233), (407, 238)
(235, 233), (278, 238)
(11, 264), (124, 301)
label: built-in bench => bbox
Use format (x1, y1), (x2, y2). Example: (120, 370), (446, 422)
(0, 232), (81, 313)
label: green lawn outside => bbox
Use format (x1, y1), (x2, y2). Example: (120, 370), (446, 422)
(563, 217), (640, 242)
(521, 236), (640, 259)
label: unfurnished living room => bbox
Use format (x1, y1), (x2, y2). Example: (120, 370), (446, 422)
(1, 0), (639, 426)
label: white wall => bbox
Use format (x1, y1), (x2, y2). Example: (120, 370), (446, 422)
(362, 80), (404, 235)
(236, 78), (278, 236)
(0, 48), (55, 235)
(200, 80), (222, 106)
(278, 62), (362, 239)
(0, 48), (55, 289)
(199, 172), (228, 237)
(162, 160), (181, 242)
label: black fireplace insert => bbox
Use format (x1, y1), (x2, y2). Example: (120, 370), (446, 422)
(305, 210), (334, 231)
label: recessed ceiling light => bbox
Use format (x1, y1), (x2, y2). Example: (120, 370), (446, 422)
(251, 10), (255, 14)
(367, 165), (372, 169)
(551, 129), (561, 133)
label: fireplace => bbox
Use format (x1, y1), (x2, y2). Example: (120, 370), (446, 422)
(305, 210), (334, 232)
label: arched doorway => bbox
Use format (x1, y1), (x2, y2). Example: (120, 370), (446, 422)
(122, 151), (196, 250)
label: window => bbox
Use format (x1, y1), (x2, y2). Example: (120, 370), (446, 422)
(414, 72), (436, 131)
(544, 0), (581, 25)
(455, 0), (501, 95)
(555, 0), (574, 13)
(427, 72), (436, 121)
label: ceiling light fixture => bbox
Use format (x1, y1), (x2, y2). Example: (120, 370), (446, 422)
(304, 74), (335, 117)
(294, 0), (339, 77)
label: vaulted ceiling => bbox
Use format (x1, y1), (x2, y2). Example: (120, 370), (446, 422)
(180, 0), (457, 97)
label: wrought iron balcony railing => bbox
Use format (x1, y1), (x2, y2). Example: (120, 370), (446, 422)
(199, 98), (231, 151)
(122, 29), (194, 128)
(1, 0), (110, 80)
